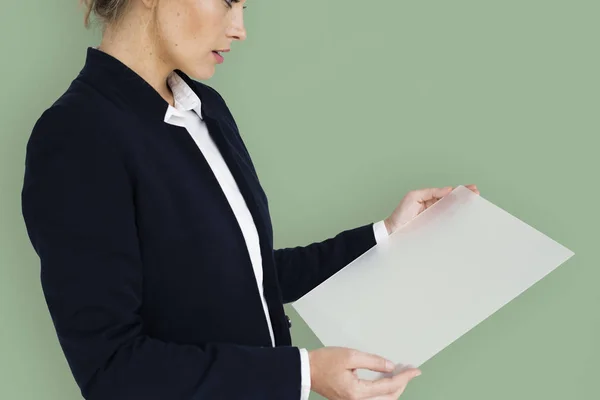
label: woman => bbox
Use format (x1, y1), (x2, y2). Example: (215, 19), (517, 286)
(21, 1), (478, 399)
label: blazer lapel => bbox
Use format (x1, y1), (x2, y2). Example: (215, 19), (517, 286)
(202, 114), (271, 245)
(201, 113), (291, 346)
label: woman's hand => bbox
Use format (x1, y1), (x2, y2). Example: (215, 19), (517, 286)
(309, 347), (421, 400)
(384, 185), (480, 235)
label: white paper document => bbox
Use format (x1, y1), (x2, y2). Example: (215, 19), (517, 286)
(292, 185), (574, 380)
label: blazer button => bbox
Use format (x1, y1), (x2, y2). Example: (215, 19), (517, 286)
(286, 315), (292, 328)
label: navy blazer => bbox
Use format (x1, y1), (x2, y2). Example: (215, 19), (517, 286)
(21, 48), (377, 400)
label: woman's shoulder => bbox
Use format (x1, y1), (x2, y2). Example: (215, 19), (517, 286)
(26, 79), (127, 162)
(40, 76), (121, 128)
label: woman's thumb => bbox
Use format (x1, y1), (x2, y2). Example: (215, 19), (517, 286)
(348, 351), (395, 373)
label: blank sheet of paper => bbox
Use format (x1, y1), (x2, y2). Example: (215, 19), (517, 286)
(292, 185), (574, 379)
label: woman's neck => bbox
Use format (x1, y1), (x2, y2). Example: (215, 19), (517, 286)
(98, 23), (175, 107)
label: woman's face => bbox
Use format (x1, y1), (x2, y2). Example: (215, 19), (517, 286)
(154, 0), (247, 79)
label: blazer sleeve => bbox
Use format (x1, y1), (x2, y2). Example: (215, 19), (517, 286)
(21, 108), (302, 400)
(274, 223), (377, 304)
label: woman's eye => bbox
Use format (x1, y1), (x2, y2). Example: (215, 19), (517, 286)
(225, 0), (246, 9)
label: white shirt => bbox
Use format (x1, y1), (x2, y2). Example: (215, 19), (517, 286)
(163, 72), (390, 399)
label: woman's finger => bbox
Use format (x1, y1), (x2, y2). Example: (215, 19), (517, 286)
(464, 184), (479, 194)
(413, 187), (452, 202)
(424, 198), (437, 209)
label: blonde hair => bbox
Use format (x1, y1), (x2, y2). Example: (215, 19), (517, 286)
(81, 0), (131, 28)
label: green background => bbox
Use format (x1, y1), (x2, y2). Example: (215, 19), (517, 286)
(1, 1), (597, 399)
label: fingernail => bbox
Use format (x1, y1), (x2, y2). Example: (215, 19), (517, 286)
(414, 370), (422, 377)
(386, 360), (395, 370)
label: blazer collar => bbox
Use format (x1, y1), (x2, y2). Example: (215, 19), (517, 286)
(78, 47), (218, 123)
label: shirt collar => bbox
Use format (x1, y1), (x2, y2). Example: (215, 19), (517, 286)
(167, 72), (203, 116)
(164, 71), (203, 124)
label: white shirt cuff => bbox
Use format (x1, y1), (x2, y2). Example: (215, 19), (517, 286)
(373, 220), (389, 244)
(299, 348), (311, 400)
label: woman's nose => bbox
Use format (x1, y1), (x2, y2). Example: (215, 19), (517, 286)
(229, 26), (247, 41)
